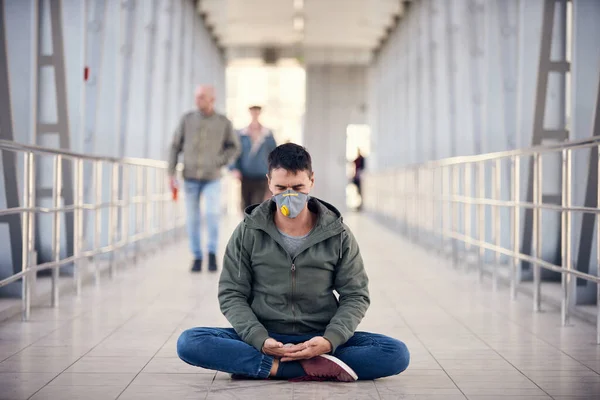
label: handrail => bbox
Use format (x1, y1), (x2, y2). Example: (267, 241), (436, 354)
(0, 139), (168, 168)
(378, 135), (600, 170)
(363, 135), (600, 344)
(0, 139), (185, 321)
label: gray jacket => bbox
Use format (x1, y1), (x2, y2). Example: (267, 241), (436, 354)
(168, 110), (241, 180)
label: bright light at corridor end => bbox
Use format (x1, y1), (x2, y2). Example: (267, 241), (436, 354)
(293, 16), (305, 31)
(293, 0), (304, 32)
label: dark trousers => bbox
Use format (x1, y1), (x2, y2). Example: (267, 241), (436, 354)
(353, 177), (362, 196)
(241, 177), (268, 210)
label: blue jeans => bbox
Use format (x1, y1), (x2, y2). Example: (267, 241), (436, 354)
(177, 327), (410, 380)
(184, 179), (221, 260)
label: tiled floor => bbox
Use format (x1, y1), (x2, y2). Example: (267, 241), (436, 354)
(1, 214), (599, 399)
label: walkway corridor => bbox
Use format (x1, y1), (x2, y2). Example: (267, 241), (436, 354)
(1, 214), (599, 400)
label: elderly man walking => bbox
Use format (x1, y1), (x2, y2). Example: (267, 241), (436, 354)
(168, 85), (240, 273)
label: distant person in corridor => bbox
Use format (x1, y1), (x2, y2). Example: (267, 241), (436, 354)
(176, 143), (410, 381)
(351, 150), (366, 211)
(168, 85), (240, 273)
(352, 150), (365, 197)
(231, 105), (277, 210)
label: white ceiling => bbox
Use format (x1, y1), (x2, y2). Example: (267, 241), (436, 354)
(199, 0), (405, 58)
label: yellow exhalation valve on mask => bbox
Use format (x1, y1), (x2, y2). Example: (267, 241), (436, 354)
(273, 189), (309, 219)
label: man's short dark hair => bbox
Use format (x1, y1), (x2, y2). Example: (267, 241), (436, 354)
(268, 143), (313, 176)
(249, 105), (262, 111)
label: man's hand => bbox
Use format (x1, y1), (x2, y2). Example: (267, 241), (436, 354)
(232, 169), (242, 180)
(280, 337), (332, 362)
(262, 338), (292, 358)
(169, 176), (178, 190)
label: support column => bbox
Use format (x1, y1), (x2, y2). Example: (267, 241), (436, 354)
(432, 0), (451, 160)
(83, 0), (107, 215)
(0, 0), (23, 294)
(444, 0), (458, 157)
(466, 0), (485, 155)
(520, 0), (568, 279)
(304, 65), (367, 209)
(36, 0), (75, 263)
(426, 0), (437, 161)
(453, 0), (475, 156)
(485, 0), (519, 260)
(571, 0), (600, 304)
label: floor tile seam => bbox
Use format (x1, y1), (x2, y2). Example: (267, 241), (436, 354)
(371, 378), (383, 400)
(367, 216), (600, 376)
(374, 291), (469, 400)
(431, 268), (600, 369)
(116, 286), (210, 400)
(1, 310), (88, 363)
(372, 262), (554, 398)
(203, 373), (217, 400)
(404, 289), (561, 400)
(0, 249), (178, 364)
(471, 297), (600, 370)
(24, 286), (177, 400)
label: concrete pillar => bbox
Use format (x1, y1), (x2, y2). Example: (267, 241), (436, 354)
(432, 0), (451, 160)
(570, 0), (600, 304)
(303, 65), (367, 210)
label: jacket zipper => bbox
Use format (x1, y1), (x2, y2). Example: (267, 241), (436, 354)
(254, 227), (344, 335)
(291, 262), (296, 333)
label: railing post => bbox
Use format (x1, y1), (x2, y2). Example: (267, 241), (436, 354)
(492, 159), (501, 291)
(451, 165), (459, 268)
(418, 168), (423, 242)
(51, 155), (62, 307)
(109, 162), (119, 278)
(432, 167), (438, 252)
(464, 163), (472, 267)
(171, 171), (176, 243)
(596, 144), (600, 344)
(561, 148), (572, 326)
(511, 155), (520, 300)
(146, 168), (153, 252)
(74, 158), (83, 296)
(443, 165), (450, 255)
(415, 168), (420, 242)
(420, 168), (426, 243)
(121, 164), (129, 263)
(440, 166), (446, 255)
(403, 171), (408, 236)
(477, 162), (486, 282)
(134, 166), (143, 263)
(157, 169), (164, 246)
(94, 161), (102, 285)
(408, 170), (412, 238)
(21, 152), (35, 321)
(533, 153), (543, 312)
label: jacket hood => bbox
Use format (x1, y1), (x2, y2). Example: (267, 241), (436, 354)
(231, 197), (346, 279)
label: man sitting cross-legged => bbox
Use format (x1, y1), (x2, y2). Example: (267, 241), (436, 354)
(177, 143), (410, 381)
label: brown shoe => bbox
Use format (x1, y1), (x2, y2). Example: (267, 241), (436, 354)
(295, 354), (358, 382)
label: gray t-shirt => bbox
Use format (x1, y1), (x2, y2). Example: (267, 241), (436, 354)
(278, 229), (312, 258)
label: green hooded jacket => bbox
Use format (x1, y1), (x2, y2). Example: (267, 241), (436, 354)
(218, 198), (370, 354)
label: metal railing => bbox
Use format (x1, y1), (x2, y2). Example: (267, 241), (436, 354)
(0, 139), (185, 320)
(364, 136), (600, 344)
